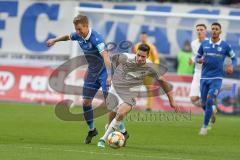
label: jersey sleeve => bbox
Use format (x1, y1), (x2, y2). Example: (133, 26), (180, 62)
(69, 32), (79, 41)
(119, 53), (130, 64)
(92, 33), (105, 54)
(226, 44), (237, 67)
(190, 41), (196, 62)
(195, 43), (204, 63)
(149, 63), (168, 80)
(226, 44), (235, 58)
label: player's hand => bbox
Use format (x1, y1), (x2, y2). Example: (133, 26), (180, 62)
(106, 75), (112, 87)
(169, 100), (180, 112)
(197, 58), (204, 64)
(46, 39), (56, 47)
(188, 58), (193, 66)
(225, 65), (233, 74)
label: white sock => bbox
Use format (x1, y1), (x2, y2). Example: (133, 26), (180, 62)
(212, 105), (216, 111)
(104, 123), (109, 131)
(101, 118), (121, 141)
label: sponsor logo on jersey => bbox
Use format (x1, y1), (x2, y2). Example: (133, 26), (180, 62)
(217, 47), (222, 52)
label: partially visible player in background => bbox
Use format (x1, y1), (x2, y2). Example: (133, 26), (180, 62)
(190, 24), (207, 107)
(97, 44), (179, 148)
(196, 22), (237, 136)
(46, 15), (125, 144)
(133, 32), (160, 111)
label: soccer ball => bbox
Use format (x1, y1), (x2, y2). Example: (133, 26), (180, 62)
(107, 131), (125, 149)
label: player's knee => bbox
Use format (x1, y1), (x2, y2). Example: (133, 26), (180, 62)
(83, 99), (92, 106)
(206, 97), (214, 107)
(116, 112), (126, 121)
(205, 105), (213, 115)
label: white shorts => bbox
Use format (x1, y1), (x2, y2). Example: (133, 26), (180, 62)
(106, 85), (135, 112)
(189, 72), (201, 97)
(106, 85), (124, 113)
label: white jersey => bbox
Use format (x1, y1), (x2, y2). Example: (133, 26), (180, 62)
(107, 52), (170, 111)
(190, 38), (207, 97)
(191, 39), (203, 74)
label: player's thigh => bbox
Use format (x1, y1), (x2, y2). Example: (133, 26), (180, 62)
(117, 103), (132, 117)
(83, 81), (101, 100)
(106, 85), (123, 113)
(200, 79), (209, 105)
(190, 73), (201, 97)
(107, 86), (136, 115)
(208, 79), (222, 98)
(108, 111), (117, 123)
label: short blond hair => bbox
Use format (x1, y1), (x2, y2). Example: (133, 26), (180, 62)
(73, 15), (88, 25)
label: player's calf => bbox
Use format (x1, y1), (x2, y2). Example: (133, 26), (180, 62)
(190, 96), (201, 107)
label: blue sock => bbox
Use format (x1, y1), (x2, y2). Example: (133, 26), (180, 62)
(203, 98), (213, 128)
(202, 106), (206, 111)
(119, 122), (126, 133)
(83, 105), (94, 130)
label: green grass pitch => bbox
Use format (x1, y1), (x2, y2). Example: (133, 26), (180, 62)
(0, 102), (239, 160)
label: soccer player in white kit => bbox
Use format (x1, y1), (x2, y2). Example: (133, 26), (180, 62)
(97, 44), (179, 148)
(189, 24), (207, 107)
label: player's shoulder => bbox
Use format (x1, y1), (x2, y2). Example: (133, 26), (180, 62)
(117, 52), (135, 64)
(219, 40), (230, 47)
(89, 29), (104, 43)
(203, 39), (209, 43)
(191, 39), (199, 48)
(91, 29), (101, 37)
(191, 39), (199, 45)
(122, 52), (135, 59)
(70, 32), (82, 41)
(201, 39), (210, 46)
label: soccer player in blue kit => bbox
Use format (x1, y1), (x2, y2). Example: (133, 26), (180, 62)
(47, 15), (126, 144)
(195, 22), (237, 135)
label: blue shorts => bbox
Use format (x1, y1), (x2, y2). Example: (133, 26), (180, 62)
(83, 69), (108, 100)
(200, 78), (222, 106)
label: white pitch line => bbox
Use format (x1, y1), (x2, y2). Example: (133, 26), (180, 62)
(0, 144), (193, 160)
(39, 147), (189, 160)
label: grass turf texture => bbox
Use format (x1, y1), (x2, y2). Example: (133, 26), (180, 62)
(0, 102), (239, 160)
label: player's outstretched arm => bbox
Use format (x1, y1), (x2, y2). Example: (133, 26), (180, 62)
(225, 57), (237, 74)
(225, 46), (238, 74)
(46, 35), (70, 47)
(190, 41), (197, 65)
(195, 43), (204, 64)
(102, 50), (112, 86)
(158, 79), (179, 112)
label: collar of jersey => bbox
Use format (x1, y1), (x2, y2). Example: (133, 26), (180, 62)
(209, 38), (222, 45)
(83, 28), (92, 41)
